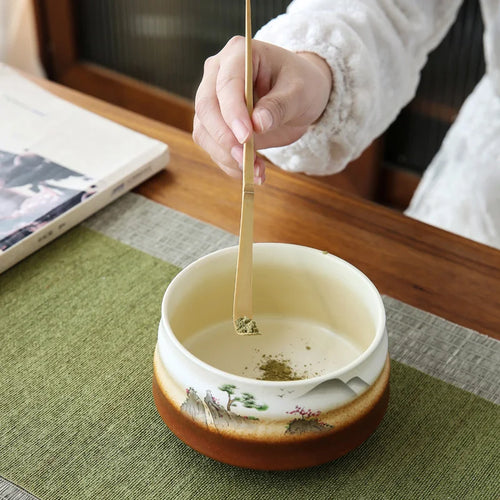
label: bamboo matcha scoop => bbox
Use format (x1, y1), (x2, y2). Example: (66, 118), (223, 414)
(233, 0), (260, 336)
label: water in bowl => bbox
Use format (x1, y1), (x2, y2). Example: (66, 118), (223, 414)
(182, 316), (363, 380)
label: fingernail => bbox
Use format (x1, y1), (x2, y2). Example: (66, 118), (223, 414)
(231, 145), (243, 166)
(254, 159), (265, 184)
(253, 109), (273, 132)
(232, 119), (250, 144)
(255, 171), (265, 185)
(254, 163), (261, 178)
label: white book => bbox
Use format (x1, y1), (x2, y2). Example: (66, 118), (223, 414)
(0, 64), (169, 273)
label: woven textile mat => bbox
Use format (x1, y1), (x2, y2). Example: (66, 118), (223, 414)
(1, 194), (498, 500)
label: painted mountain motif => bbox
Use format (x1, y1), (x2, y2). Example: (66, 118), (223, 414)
(180, 385), (267, 431)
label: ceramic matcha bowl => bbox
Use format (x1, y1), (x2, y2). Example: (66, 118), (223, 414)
(153, 243), (389, 470)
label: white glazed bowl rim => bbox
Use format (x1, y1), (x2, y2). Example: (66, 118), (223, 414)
(160, 243), (386, 387)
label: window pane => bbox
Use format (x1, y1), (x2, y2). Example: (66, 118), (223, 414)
(76, 0), (292, 99)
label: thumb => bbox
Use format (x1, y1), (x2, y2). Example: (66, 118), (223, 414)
(252, 106), (276, 135)
(252, 80), (299, 134)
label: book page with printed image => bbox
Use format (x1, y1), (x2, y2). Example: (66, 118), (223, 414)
(0, 64), (169, 272)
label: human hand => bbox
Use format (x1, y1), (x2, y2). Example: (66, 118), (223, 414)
(193, 37), (332, 183)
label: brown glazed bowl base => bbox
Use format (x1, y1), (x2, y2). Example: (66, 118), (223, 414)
(153, 349), (390, 471)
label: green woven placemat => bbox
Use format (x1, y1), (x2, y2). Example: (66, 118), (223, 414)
(1, 227), (498, 500)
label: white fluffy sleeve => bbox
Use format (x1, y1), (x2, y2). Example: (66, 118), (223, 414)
(255, 0), (462, 175)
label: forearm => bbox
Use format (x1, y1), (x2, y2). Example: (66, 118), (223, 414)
(255, 0), (463, 175)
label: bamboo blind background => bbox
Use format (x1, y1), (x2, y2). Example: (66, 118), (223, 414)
(76, 0), (292, 100)
(76, 0), (485, 175)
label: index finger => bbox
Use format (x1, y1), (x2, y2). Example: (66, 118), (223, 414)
(216, 37), (253, 144)
(195, 56), (239, 152)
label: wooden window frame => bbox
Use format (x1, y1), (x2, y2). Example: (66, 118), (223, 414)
(33, 0), (195, 132)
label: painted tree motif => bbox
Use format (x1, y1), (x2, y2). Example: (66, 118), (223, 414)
(287, 406), (322, 419)
(239, 392), (268, 411)
(219, 384), (238, 411)
(218, 384), (268, 412)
